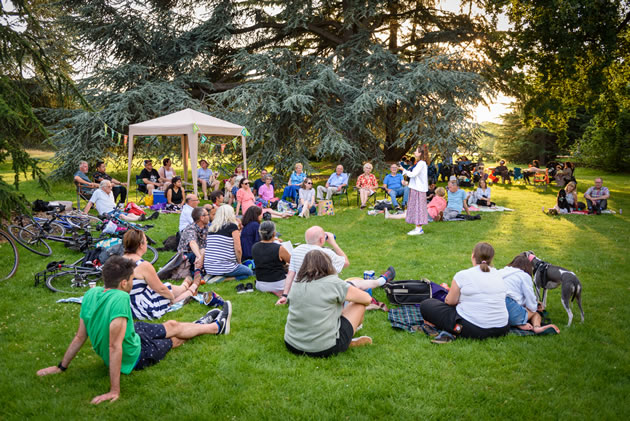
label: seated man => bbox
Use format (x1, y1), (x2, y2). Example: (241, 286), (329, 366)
(442, 179), (471, 221)
(275, 225), (393, 306)
(84, 180), (158, 221)
(179, 194), (200, 232)
(197, 159), (220, 200)
(36, 256), (232, 404)
(93, 160), (128, 203)
(139, 159), (163, 195)
(253, 169), (274, 195)
(208, 190), (225, 222)
(316, 165), (348, 200)
(493, 160), (511, 183)
(178, 207), (209, 280)
(74, 161), (98, 198)
(383, 163), (409, 210)
(584, 177), (610, 214)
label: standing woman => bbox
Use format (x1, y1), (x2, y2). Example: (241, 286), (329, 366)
(399, 145), (429, 235)
(281, 163), (307, 202)
(165, 176), (184, 206)
(356, 162), (379, 209)
(235, 178), (256, 216)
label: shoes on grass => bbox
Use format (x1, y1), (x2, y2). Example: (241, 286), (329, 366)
(431, 331), (456, 344)
(216, 301), (232, 335)
(245, 282), (254, 293)
(195, 308), (221, 325)
(381, 266), (396, 283)
(349, 336), (372, 348)
(236, 283), (246, 294)
(421, 323), (440, 338)
(407, 227), (424, 236)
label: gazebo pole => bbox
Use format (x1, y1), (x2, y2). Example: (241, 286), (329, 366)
(181, 135), (188, 184)
(241, 135), (247, 176)
(126, 133), (134, 205)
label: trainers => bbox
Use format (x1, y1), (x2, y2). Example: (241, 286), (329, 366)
(147, 211), (160, 220)
(216, 300), (232, 334)
(431, 331), (456, 344)
(195, 308), (221, 324)
(421, 323), (440, 338)
(349, 336), (372, 348)
(245, 282), (254, 293)
(407, 227), (424, 236)
(235, 283), (246, 294)
(203, 291), (224, 308)
(381, 266), (396, 283)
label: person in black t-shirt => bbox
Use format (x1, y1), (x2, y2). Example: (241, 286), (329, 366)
(251, 221), (290, 297)
(138, 159), (163, 195)
(93, 161), (128, 202)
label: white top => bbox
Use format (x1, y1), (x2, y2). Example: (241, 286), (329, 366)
(288, 244), (346, 275)
(499, 267), (537, 312)
(401, 161), (428, 192)
(179, 204), (194, 232)
(453, 266), (508, 329)
(89, 189), (116, 215)
(476, 187), (491, 199)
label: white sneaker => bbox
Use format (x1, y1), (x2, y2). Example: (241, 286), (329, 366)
(407, 227), (424, 236)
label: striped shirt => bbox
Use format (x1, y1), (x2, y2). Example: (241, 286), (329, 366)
(204, 223), (239, 275)
(129, 259), (172, 320)
(288, 244), (346, 275)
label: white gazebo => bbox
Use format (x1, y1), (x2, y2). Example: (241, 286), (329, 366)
(125, 108), (248, 197)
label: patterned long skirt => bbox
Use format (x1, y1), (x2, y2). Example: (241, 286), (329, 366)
(405, 189), (428, 226)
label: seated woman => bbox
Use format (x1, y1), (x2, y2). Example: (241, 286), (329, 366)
(158, 158), (177, 190)
(500, 253), (560, 334)
(356, 162), (379, 209)
(231, 166), (245, 197)
(123, 229), (199, 320)
(549, 181), (582, 214)
(252, 220), (291, 297)
(165, 176), (184, 206)
(298, 177), (316, 218)
(419, 242), (509, 343)
(223, 174), (236, 205)
(240, 206), (262, 261)
(204, 205), (254, 281)
(284, 250), (373, 357)
(554, 161), (574, 187)
(235, 178), (256, 216)
(281, 162), (306, 202)
(257, 174), (279, 207)
(474, 179), (495, 207)
(523, 159), (542, 184)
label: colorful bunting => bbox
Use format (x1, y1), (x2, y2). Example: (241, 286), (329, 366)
(124, 135), (128, 146)
(117, 133), (122, 145)
(220, 143), (226, 153)
(232, 137), (239, 150)
(200, 135), (207, 144)
(193, 123), (200, 133)
(240, 128), (250, 136)
(104, 123), (108, 136)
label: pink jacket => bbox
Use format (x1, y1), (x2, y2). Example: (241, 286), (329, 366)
(427, 196), (447, 219)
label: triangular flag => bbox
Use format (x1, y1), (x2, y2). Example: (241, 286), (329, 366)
(220, 143), (226, 153)
(124, 135), (128, 146)
(209, 143), (214, 150)
(240, 128), (250, 136)
(104, 123), (108, 136)
(117, 133), (122, 145)
(232, 137), (239, 149)
(193, 123), (199, 133)
(111, 129), (115, 140)
(200, 135), (207, 144)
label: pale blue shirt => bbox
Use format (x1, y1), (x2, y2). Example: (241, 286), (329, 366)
(327, 172), (348, 187)
(197, 167), (213, 182)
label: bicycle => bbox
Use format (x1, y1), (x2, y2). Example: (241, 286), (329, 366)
(36, 260), (102, 294)
(0, 227), (19, 281)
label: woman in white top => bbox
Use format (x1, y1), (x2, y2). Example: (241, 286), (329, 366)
(298, 178), (316, 218)
(399, 145), (429, 235)
(420, 242), (509, 341)
(158, 158), (177, 189)
(475, 179), (495, 207)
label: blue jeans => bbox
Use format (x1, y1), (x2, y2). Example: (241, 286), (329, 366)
(298, 204), (317, 214)
(388, 186), (409, 207)
(282, 185), (300, 202)
(223, 264), (254, 281)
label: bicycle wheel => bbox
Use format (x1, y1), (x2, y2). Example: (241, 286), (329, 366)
(145, 245), (159, 265)
(46, 269), (101, 294)
(0, 230), (19, 281)
(7, 225), (52, 256)
(24, 222), (65, 238)
(65, 215), (102, 232)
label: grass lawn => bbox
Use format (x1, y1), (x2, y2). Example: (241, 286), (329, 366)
(1, 154), (630, 420)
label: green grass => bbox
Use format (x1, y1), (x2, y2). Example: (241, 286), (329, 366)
(1, 155), (630, 419)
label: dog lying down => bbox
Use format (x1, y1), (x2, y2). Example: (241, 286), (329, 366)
(525, 251), (584, 327)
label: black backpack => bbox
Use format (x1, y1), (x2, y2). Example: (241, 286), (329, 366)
(384, 279), (432, 305)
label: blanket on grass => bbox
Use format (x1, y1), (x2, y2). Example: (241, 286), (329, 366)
(467, 205), (514, 212)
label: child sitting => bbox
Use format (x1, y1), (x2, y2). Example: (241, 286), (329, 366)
(427, 187), (447, 221)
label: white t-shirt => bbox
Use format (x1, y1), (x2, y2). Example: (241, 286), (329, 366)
(288, 244), (346, 275)
(179, 204), (194, 232)
(89, 189), (116, 215)
(499, 267), (538, 312)
(453, 266), (508, 329)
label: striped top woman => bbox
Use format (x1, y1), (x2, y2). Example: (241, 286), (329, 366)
(203, 205), (254, 281)
(123, 229), (198, 320)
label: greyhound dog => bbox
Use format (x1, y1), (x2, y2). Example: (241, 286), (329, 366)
(525, 251), (584, 326)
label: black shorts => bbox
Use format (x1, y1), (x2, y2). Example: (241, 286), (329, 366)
(133, 322), (173, 371)
(285, 316), (354, 358)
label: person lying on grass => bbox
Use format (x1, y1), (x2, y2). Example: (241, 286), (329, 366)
(36, 255), (232, 405)
(284, 250), (373, 357)
(419, 242), (509, 343)
(499, 253), (560, 335)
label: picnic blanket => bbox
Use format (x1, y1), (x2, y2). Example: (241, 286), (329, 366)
(388, 305), (424, 332)
(57, 293), (209, 313)
(468, 205), (514, 212)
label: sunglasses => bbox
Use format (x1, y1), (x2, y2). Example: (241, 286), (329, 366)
(243, 182), (249, 185)
(306, 182), (313, 184)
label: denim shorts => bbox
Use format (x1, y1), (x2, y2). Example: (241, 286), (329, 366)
(134, 322), (172, 371)
(505, 296), (528, 326)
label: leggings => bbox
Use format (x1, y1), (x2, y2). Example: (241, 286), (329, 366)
(420, 298), (509, 339)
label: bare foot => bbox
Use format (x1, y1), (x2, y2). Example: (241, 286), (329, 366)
(533, 324), (560, 334)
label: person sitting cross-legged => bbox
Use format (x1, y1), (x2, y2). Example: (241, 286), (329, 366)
(584, 177), (610, 215)
(36, 255), (232, 405)
(252, 221), (291, 297)
(284, 250), (373, 357)
(442, 179), (471, 221)
(84, 180), (158, 222)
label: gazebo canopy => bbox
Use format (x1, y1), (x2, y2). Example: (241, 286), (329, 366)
(126, 108), (248, 198)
